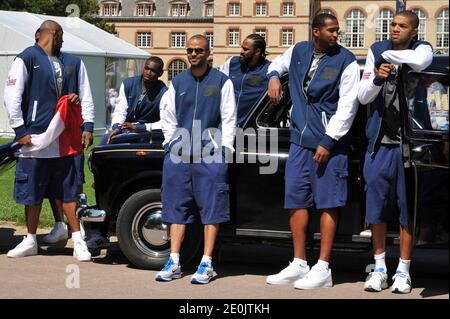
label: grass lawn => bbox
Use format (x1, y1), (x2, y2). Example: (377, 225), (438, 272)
(0, 136), (100, 227)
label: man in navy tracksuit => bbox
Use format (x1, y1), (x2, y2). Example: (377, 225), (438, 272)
(265, 14), (360, 289)
(106, 56), (167, 143)
(219, 34), (270, 127)
(87, 56), (167, 249)
(156, 35), (236, 284)
(4, 20), (94, 261)
(358, 11), (433, 294)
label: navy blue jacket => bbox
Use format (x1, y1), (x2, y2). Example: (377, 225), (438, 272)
(268, 41), (359, 152)
(362, 40), (432, 154)
(221, 56), (270, 126)
(13, 44), (91, 138)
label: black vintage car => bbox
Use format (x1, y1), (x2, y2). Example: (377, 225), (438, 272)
(88, 57), (449, 270)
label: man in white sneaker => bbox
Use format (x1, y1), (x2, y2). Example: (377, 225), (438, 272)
(265, 13), (359, 289)
(358, 10), (432, 294)
(3, 20), (94, 261)
(156, 35), (236, 284)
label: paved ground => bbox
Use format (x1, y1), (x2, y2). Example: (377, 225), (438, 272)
(0, 222), (448, 300)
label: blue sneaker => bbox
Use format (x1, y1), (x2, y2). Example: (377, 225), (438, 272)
(191, 262), (214, 284)
(155, 257), (182, 282)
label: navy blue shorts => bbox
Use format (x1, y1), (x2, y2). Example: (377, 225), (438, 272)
(161, 154), (230, 225)
(284, 143), (349, 210)
(14, 156), (78, 205)
(364, 145), (408, 226)
(74, 153), (85, 187)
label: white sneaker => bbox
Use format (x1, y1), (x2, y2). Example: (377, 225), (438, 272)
(155, 257), (182, 282)
(86, 233), (110, 249)
(294, 264), (333, 289)
(7, 236), (38, 258)
(73, 240), (92, 262)
(43, 223), (68, 244)
(266, 262), (310, 285)
(364, 271), (388, 292)
(391, 271), (412, 294)
(191, 262), (215, 284)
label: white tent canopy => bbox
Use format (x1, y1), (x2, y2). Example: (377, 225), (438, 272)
(0, 10), (150, 136)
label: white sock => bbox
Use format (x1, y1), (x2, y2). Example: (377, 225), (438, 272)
(72, 231), (83, 243)
(292, 258), (308, 268)
(374, 252), (387, 272)
(201, 255), (212, 265)
(396, 258), (411, 274)
(170, 252), (180, 264)
(26, 234), (37, 243)
(55, 221), (66, 229)
(316, 259), (329, 270)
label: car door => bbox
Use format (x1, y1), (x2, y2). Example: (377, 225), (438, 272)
(229, 77), (292, 237)
(403, 64), (449, 247)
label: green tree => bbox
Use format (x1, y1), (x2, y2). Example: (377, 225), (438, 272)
(0, 0), (115, 34)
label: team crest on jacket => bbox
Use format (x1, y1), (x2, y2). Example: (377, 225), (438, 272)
(248, 75), (262, 86)
(321, 67), (340, 81)
(204, 85), (219, 97)
(64, 66), (76, 75)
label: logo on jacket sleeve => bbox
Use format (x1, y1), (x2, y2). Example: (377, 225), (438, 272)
(6, 76), (16, 86)
(204, 85), (219, 97)
(321, 67), (340, 81)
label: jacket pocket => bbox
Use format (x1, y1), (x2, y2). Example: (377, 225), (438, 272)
(31, 100), (38, 122)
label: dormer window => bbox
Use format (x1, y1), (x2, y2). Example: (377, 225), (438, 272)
(136, 1), (155, 16)
(102, 1), (120, 16)
(170, 2), (190, 17)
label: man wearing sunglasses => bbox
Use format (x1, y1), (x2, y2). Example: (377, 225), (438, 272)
(156, 35), (237, 284)
(219, 34), (271, 127)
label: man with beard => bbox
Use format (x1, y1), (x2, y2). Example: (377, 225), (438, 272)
(219, 34), (270, 127)
(265, 13), (360, 289)
(358, 10), (432, 294)
(156, 35), (236, 284)
(4, 20), (94, 261)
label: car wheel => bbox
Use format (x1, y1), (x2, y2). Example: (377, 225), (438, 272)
(116, 189), (202, 270)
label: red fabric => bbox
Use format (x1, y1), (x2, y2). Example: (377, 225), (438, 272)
(56, 95), (83, 156)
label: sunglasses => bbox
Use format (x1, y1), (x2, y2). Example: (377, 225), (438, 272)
(186, 48), (205, 54)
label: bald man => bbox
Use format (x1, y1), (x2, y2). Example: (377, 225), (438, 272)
(4, 20), (94, 261)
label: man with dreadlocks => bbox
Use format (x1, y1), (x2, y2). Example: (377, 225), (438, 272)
(219, 34), (271, 127)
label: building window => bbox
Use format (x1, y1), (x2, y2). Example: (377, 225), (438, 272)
(256, 3), (267, 16)
(281, 29), (293, 46)
(171, 4), (189, 17)
(137, 32), (152, 48)
(205, 4), (214, 17)
(171, 32), (186, 48)
(282, 3), (294, 16)
(376, 9), (394, 41)
(255, 28), (267, 40)
(412, 9), (426, 41)
(345, 9), (365, 48)
(228, 29), (240, 47)
(103, 3), (119, 16)
(229, 3), (240, 16)
(436, 8), (449, 50)
(206, 32), (214, 49)
(136, 3), (155, 16)
(168, 59), (188, 81)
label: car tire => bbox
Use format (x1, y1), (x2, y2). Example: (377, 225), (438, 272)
(116, 189), (202, 270)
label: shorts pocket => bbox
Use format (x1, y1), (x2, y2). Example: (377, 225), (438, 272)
(215, 182), (230, 215)
(14, 173), (29, 198)
(334, 168), (348, 204)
